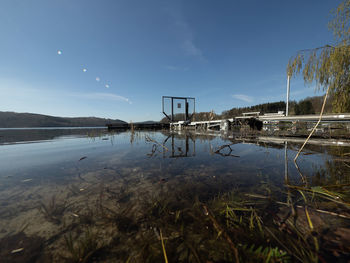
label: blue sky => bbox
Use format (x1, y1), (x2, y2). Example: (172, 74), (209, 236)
(0, 0), (342, 121)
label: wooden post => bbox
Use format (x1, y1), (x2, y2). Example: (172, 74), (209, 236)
(286, 75), (290, 116)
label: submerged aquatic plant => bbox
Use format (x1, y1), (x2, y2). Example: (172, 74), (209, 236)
(63, 228), (101, 263)
(35, 165), (350, 263)
(240, 244), (290, 262)
(40, 195), (68, 224)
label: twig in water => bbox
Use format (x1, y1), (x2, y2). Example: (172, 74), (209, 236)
(214, 143), (240, 157)
(294, 86), (330, 162)
(145, 135), (169, 151)
(160, 229), (168, 263)
(79, 156), (87, 161)
(293, 161), (307, 184)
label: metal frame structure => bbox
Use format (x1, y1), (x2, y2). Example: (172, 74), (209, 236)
(162, 96), (195, 122)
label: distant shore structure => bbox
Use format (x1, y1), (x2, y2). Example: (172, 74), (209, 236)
(106, 95), (350, 132)
(162, 96), (195, 123)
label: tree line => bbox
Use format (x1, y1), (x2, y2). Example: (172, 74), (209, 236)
(160, 95), (334, 122)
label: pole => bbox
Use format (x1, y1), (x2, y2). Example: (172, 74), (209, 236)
(171, 98), (174, 122)
(286, 75), (290, 116)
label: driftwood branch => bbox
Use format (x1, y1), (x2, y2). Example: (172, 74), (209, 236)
(214, 143), (240, 157)
(145, 135), (169, 151)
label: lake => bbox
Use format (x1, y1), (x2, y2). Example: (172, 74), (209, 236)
(0, 128), (349, 262)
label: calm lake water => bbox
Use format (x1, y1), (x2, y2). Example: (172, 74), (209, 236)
(0, 128), (349, 262)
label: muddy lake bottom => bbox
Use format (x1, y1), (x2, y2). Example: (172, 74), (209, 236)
(0, 128), (349, 262)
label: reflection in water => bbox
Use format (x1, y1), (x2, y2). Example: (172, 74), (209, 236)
(285, 141), (288, 182)
(165, 133), (196, 158)
(0, 127), (107, 145)
(144, 132), (196, 158)
(0, 129), (349, 262)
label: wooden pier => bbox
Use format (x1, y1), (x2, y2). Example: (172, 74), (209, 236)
(170, 119), (234, 130)
(170, 113), (350, 131)
(106, 113), (350, 131)
(256, 113), (350, 122)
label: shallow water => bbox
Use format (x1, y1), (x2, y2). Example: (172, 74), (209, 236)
(0, 128), (349, 262)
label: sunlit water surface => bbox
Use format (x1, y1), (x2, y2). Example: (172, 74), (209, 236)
(0, 128), (349, 262)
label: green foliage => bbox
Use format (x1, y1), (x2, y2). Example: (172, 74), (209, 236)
(287, 0), (350, 112)
(241, 244), (290, 263)
(160, 101), (288, 121)
(222, 101), (286, 119)
(294, 100), (315, 115)
(329, 0), (350, 43)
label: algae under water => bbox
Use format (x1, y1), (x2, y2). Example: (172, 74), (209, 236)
(0, 128), (349, 262)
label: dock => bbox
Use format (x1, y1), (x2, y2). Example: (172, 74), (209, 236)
(170, 113), (350, 131)
(106, 112), (350, 132)
(170, 119), (234, 130)
(257, 113), (350, 122)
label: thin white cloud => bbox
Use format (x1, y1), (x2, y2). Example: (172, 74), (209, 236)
(182, 40), (203, 58)
(166, 6), (206, 61)
(71, 92), (132, 104)
(165, 65), (189, 71)
(232, 94), (254, 103)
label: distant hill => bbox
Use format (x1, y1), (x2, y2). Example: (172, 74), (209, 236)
(0, 111), (126, 128)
